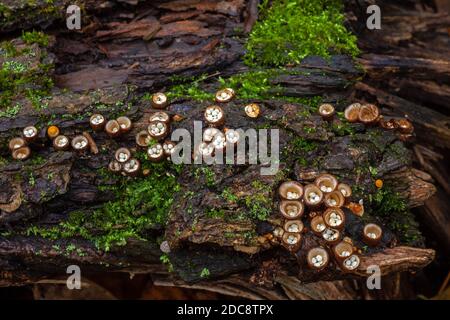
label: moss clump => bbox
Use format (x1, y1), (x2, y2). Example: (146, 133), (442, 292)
(21, 30), (50, 47)
(245, 0), (359, 66)
(370, 187), (423, 246)
(26, 162), (181, 252)
(0, 33), (54, 111)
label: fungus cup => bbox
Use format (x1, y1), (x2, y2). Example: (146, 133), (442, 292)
(9, 137), (26, 151)
(117, 116), (132, 134)
(303, 184), (323, 208)
(284, 220), (304, 233)
(12, 146), (31, 160)
(53, 135), (70, 151)
(323, 208), (345, 229)
(244, 103), (260, 118)
(342, 254), (360, 272)
(318, 104), (335, 120)
(136, 130), (152, 148)
(71, 135), (89, 152)
(324, 191), (345, 208)
(322, 227), (340, 244)
(105, 120), (121, 138)
(108, 160), (122, 174)
(337, 183), (352, 199)
(282, 232), (302, 252)
(162, 140), (176, 157)
(315, 174), (338, 193)
(151, 93), (168, 109)
(123, 158), (141, 177)
(115, 147), (131, 163)
(358, 104), (380, 124)
(148, 121), (169, 141)
(344, 103), (361, 123)
(279, 181), (303, 200)
(23, 126), (38, 142)
(90, 114), (106, 131)
(310, 215), (326, 235)
(147, 143), (165, 162)
(307, 247), (329, 270)
(47, 125), (60, 140)
(149, 112), (170, 124)
(332, 240), (354, 262)
(279, 200), (304, 219)
(215, 88), (235, 103)
(363, 223), (383, 246)
(204, 105), (225, 126)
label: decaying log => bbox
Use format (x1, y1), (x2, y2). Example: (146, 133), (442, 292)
(0, 0), (444, 300)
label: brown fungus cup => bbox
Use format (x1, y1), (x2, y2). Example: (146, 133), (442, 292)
(344, 103), (361, 123)
(282, 233), (302, 252)
(341, 254), (361, 273)
(307, 247), (330, 271)
(71, 135), (89, 152)
(105, 120), (121, 138)
(358, 104), (380, 125)
(363, 223), (383, 246)
(149, 111), (171, 124)
(323, 208), (345, 230)
(318, 104), (335, 120)
(396, 118), (414, 134)
(115, 147), (131, 163)
(279, 200), (304, 220)
(204, 105), (225, 126)
(9, 137), (26, 151)
(90, 114), (106, 131)
(315, 174), (338, 193)
(332, 240), (354, 262)
(136, 130), (152, 148)
(148, 121), (169, 141)
(279, 181), (303, 200)
(22, 126), (38, 142)
(283, 220), (304, 234)
(337, 183), (352, 199)
(215, 88), (235, 103)
(12, 146), (31, 160)
(310, 215), (327, 235)
(324, 191), (345, 208)
(151, 93), (168, 109)
(322, 227), (341, 245)
(53, 135), (70, 151)
(117, 116), (132, 134)
(147, 143), (165, 162)
(303, 184), (323, 208)
(108, 160), (122, 174)
(122, 158), (141, 177)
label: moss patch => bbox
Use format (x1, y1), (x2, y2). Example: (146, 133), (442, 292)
(245, 0), (359, 66)
(26, 162), (181, 252)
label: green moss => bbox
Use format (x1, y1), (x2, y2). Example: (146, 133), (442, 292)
(200, 267), (210, 278)
(21, 30), (50, 47)
(193, 167), (216, 187)
(25, 162), (181, 251)
(242, 181), (273, 221)
(370, 187), (423, 245)
(221, 187), (239, 204)
(291, 137), (318, 153)
(245, 0), (359, 66)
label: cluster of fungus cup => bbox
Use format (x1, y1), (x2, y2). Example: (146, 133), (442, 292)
(71, 135), (89, 152)
(151, 92), (168, 109)
(307, 247), (330, 270)
(9, 137), (30, 160)
(104, 116), (132, 138)
(344, 103), (380, 125)
(273, 173), (374, 274)
(318, 103), (335, 121)
(380, 117), (414, 140)
(215, 88), (235, 103)
(9, 127), (37, 160)
(244, 103), (261, 118)
(363, 223), (383, 246)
